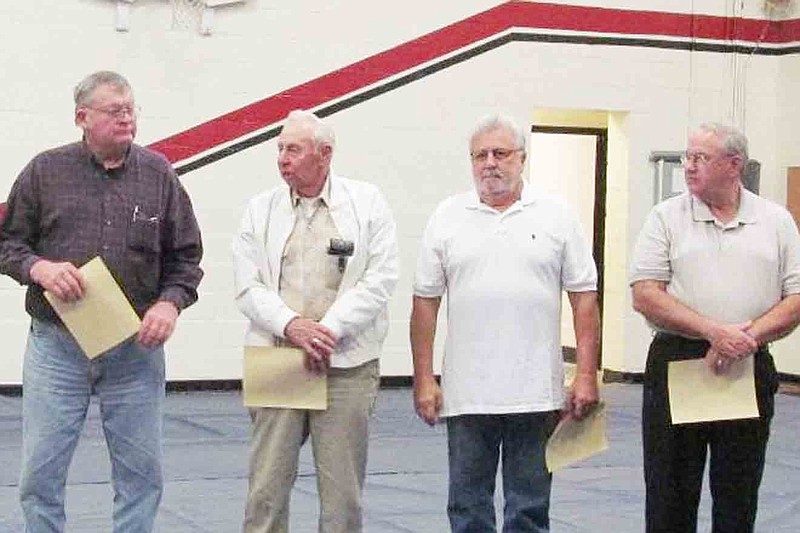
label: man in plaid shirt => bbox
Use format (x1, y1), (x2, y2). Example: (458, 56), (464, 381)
(0, 71), (203, 533)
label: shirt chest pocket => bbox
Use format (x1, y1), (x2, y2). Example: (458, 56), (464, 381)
(128, 206), (161, 254)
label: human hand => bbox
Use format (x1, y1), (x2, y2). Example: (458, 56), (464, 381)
(30, 259), (85, 302)
(708, 322), (757, 360)
(284, 317), (337, 374)
(413, 375), (443, 426)
(703, 346), (747, 375)
(137, 301), (179, 349)
(564, 372), (599, 420)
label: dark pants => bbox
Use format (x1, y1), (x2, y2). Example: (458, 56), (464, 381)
(447, 412), (558, 533)
(642, 333), (779, 533)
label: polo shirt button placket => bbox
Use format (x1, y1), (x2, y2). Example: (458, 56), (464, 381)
(496, 219), (507, 236)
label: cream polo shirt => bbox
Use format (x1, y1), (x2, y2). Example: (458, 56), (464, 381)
(414, 184), (597, 417)
(629, 189), (800, 330)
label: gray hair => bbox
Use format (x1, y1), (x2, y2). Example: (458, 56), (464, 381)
(284, 110), (336, 152)
(469, 114), (527, 154)
(696, 122), (749, 161)
(74, 71), (132, 110)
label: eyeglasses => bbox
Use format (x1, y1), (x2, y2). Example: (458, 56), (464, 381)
(470, 148), (522, 163)
(84, 105), (139, 119)
(680, 151), (737, 166)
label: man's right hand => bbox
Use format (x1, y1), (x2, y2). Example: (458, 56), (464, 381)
(29, 259), (85, 302)
(284, 317), (337, 374)
(413, 375), (443, 426)
(707, 322), (757, 361)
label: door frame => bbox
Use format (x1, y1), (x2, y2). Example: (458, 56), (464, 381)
(530, 125), (608, 365)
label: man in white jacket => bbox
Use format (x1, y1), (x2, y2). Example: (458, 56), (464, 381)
(233, 110), (399, 533)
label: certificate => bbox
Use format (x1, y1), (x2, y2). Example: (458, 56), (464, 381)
(668, 357), (758, 424)
(546, 402), (608, 473)
(243, 346), (327, 410)
(44, 256), (141, 359)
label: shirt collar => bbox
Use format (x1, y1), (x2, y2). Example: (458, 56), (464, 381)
(81, 140), (132, 177)
(467, 181), (534, 212)
(291, 175), (332, 207)
(737, 188), (758, 224)
(690, 186), (757, 226)
(519, 182), (537, 206)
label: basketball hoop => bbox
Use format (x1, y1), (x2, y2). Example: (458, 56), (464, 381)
(764, 0), (795, 18)
(171, 0), (204, 31)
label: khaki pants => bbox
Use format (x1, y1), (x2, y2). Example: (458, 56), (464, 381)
(242, 359), (380, 533)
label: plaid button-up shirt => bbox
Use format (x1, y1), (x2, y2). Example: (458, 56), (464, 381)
(0, 141), (203, 323)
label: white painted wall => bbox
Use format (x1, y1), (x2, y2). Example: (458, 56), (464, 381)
(768, 52), (800, 375)
(1, 1), (799, 382)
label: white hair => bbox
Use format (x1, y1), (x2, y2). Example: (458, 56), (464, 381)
(696, 122), (749, 160)
(284, 110), (336, 152)
(469, 114), (527, 154)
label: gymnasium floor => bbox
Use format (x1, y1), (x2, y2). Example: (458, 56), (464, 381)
(1, 383), (798, 532)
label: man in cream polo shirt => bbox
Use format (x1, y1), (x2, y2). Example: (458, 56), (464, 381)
(411, 114), (600, 532)
(233, 110), (399, 533)
(630, 123), (800, 533)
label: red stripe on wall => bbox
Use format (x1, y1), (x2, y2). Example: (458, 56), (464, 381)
(505, 2), (783, 42)
(146, 3), (508, 162)
(146, 1), (800, 164)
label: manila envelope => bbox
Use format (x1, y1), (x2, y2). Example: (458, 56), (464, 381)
(668, 357), (758, 425)
(44, 256), (141, 359)
(546, 402), (608, 473)
(243, 346), (327, 410)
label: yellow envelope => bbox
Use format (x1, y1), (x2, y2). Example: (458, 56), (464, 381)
(668, 357), (758, 424)
(44, 256), (141, 359)
(243, 346), (327, 410)
(546, 402), (608, 473)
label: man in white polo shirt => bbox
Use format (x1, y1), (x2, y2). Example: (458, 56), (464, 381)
(410, 114), (600, 532)
(630, 122), (800, 533)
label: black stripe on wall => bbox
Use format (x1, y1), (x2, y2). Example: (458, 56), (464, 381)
(176, 31), (799, 175)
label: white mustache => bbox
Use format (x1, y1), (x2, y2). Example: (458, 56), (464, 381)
(481, 169), (505, 179)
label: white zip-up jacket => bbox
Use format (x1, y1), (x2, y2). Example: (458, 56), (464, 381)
(232, 173), (399, 368)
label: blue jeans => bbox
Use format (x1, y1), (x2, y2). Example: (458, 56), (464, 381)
(19, 319), (165, 533)
(447, 412), (557, 533)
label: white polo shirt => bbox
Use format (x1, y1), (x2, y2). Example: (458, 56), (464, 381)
(414, 184), (597, 417)
(629, 189), (800, 330)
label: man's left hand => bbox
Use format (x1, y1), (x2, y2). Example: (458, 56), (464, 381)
(137, 300), (179, 349)
(564, 372), (599, 420)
